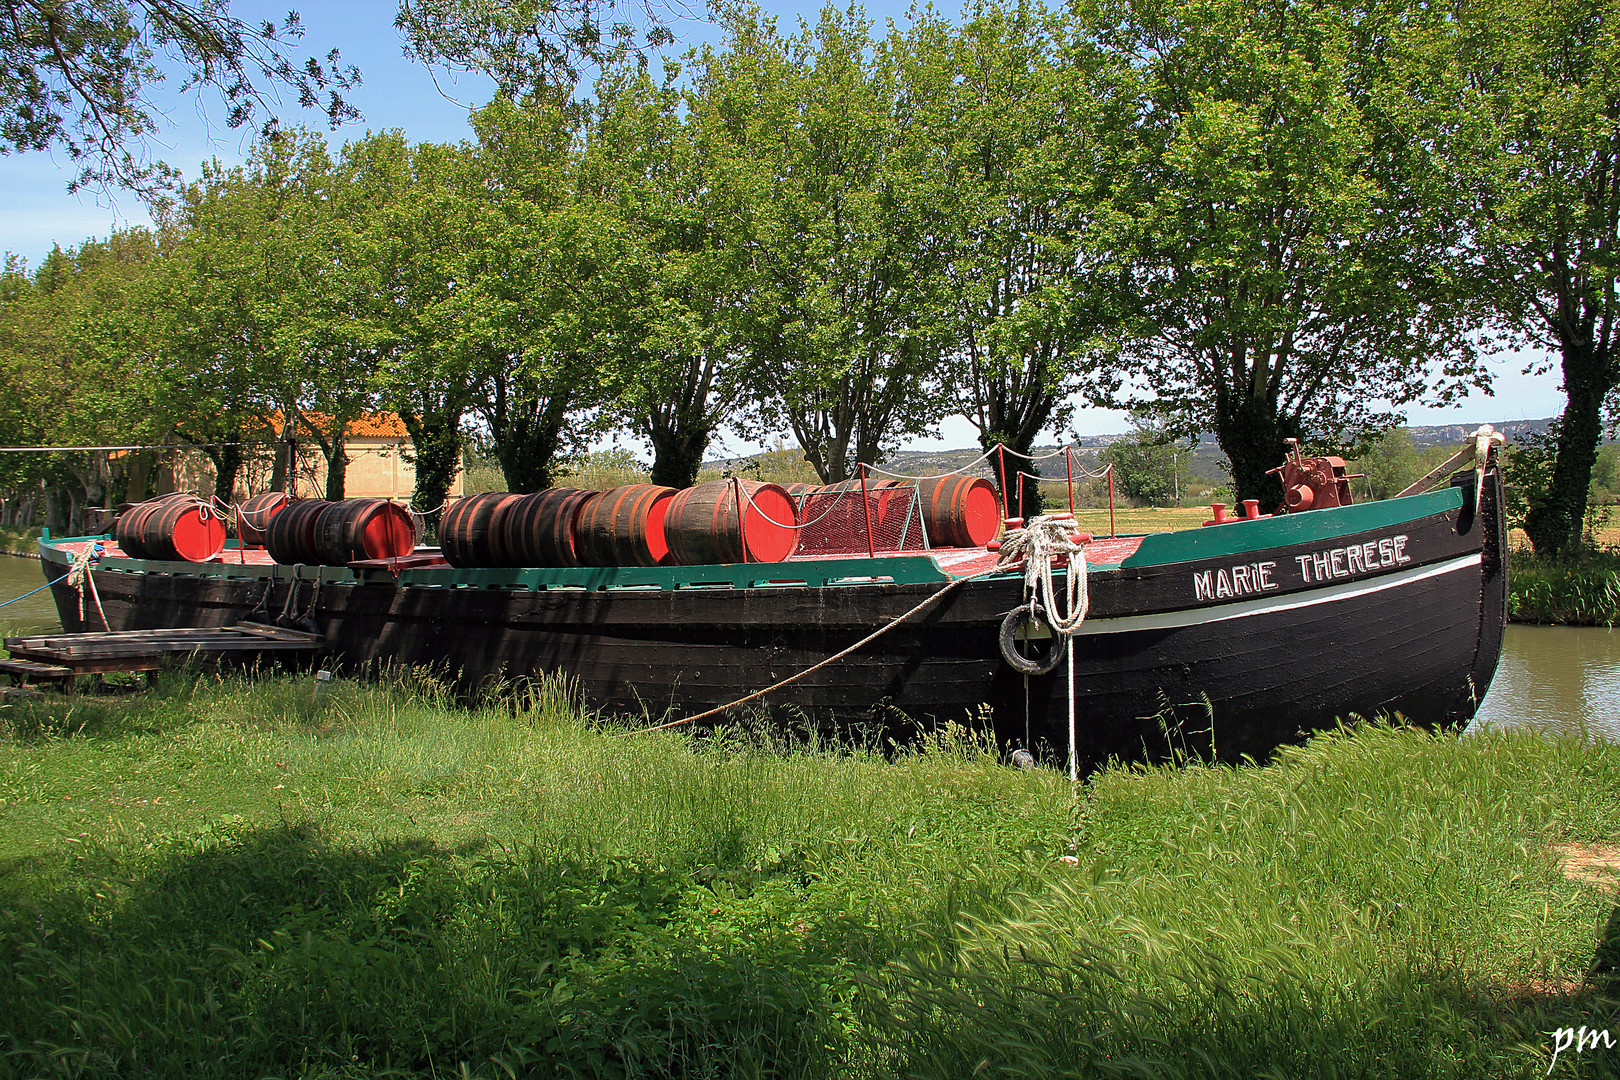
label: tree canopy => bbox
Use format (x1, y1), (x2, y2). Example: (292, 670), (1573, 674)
(14, 0), (1619, 542)
(0, 0), (358, 195)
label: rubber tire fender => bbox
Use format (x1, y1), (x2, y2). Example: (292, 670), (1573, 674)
(999, 601), (1067, 676)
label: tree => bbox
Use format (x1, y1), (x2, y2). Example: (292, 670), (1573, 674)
(360, 135), (484, 524)
(1078, 0), (1487, 505)
(1355, 426), (1422, 501)
(921, 1), (1111, 515)
(1408, 0), (1620, 556)
(467, 95), (614, 493)
(714, 7), (952, 483)
(396, 0), (673, 102)
(1, 0), (358, 195)
(1100, 411), (1180, 505)
(585, 60), (758, 488)
(165, 132), (331, 501)
(0, 230), (170, 530)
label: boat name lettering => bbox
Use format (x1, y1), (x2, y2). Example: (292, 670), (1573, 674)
(1193, 561), (1278, 601)
(1294, 535), (1409, 584)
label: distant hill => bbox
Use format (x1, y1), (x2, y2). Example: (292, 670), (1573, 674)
(704, 419), (1561, 479)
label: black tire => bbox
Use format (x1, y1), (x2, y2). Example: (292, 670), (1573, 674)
(999, 602), (1067, 676)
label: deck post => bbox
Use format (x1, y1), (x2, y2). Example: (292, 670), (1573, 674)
(1066, 445), (1075, 515)
(1108, 466), (1116, 537)
(858, 464), (876, 558)
(997, 444), (1009, 518)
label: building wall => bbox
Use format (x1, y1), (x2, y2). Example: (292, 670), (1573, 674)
(170, 441), (464, 506)
(286, 440), (466, 502)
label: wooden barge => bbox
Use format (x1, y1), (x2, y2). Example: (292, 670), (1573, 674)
(29, 463), (1507, 767)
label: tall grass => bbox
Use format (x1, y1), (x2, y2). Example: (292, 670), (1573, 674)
(0, 673), (1615, 1077)
(1509, 550), (1620, 626)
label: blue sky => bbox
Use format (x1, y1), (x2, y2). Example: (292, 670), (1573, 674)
(0, 0), (1565, 449)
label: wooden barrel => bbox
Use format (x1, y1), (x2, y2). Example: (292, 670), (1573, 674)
(114, 493), (186, 557)
(237, 492), (291, 547)
(501, 488), (592, 567)
(573, 484), (676, 567)
(119, 494), (226, 562)
(912, 475), (1000, 547)
(264, 498), (329, 565)
(665, 480), (798, 565)
(782, 483), (819, 497)
(312, 498), (416, 564)
(439, 492), (520, 568)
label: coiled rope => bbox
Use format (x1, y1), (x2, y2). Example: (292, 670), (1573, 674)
(994, 515), (1090, 676)
(65, 541), (110, 630)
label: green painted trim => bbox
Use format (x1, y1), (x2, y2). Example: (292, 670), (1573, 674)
(1120, 488), (1465, 568)
(40, 533), (951, 591)
(396, 555), (952, 591)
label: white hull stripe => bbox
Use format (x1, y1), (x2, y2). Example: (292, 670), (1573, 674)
(1073, 553), (1484, 637)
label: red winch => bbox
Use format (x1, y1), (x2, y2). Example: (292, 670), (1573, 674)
(1268, 438), (1363, 512)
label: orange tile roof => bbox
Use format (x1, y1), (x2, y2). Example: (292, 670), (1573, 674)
(266, 411), (410, 441)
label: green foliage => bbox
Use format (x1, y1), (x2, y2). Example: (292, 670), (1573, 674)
(1099, 413), (1183, 505)
(1407, 0), (1620, 556)
(0, 678), (1612, 1077)
(1082, 0), (1488, 503)
(1508, 551), (1620, 625)
(0, 1), (357, 196)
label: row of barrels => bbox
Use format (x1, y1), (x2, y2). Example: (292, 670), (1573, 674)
(436, 474), (999, 569)
(438, 480), (799, 569)
(110, 474), (999, 568)
(114, 493), (416, 566)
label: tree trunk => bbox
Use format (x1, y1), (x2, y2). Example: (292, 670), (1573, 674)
(402, 411), (464, 535)
(981, 435), (1047, 519)
(271, 410), (297, 494)
(484, 377), (572, 493)
(323, 440), (348, 501)
(1213, 392), (1292, 507)
(648, 421), (712, 490)
(123, 451), (153, 504)
(207, 443), (245, 505)
(1525, 339), (1611, 556)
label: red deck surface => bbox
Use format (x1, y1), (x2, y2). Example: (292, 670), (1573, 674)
(52, 535), (1147, 577)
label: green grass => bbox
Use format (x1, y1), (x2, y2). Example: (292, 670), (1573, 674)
(0, 673), (1616, 1078)
(0, 526), (40, 558)
(1509, 550), (1620, 626)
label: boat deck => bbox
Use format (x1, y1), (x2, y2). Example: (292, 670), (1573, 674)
(48, 535), (1147, 578)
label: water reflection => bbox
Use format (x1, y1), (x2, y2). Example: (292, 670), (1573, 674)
(0, 553), (57, 635)
(1470, 624), (1620, 741)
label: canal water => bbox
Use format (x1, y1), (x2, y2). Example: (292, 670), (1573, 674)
(0, 554), (1615, 740)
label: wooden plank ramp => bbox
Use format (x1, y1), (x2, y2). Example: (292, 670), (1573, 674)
(2, 622), (325, 678)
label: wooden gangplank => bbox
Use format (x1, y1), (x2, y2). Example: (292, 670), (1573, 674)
(2, 622), (325, 677)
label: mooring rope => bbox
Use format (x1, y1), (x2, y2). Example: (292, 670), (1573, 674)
(64, 541), (110, 630)
(0, 571), (70, 608)
(621, 561), (1012, 736)
(997, 515), (1091, 638)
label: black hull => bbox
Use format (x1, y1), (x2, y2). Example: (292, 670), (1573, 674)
(38, 470), (1508, 766)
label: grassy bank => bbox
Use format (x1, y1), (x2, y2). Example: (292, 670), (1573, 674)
(0, 673), (1615, 1078)
(0, 526), (40, 559)
(1508, 551), (1620, 626)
